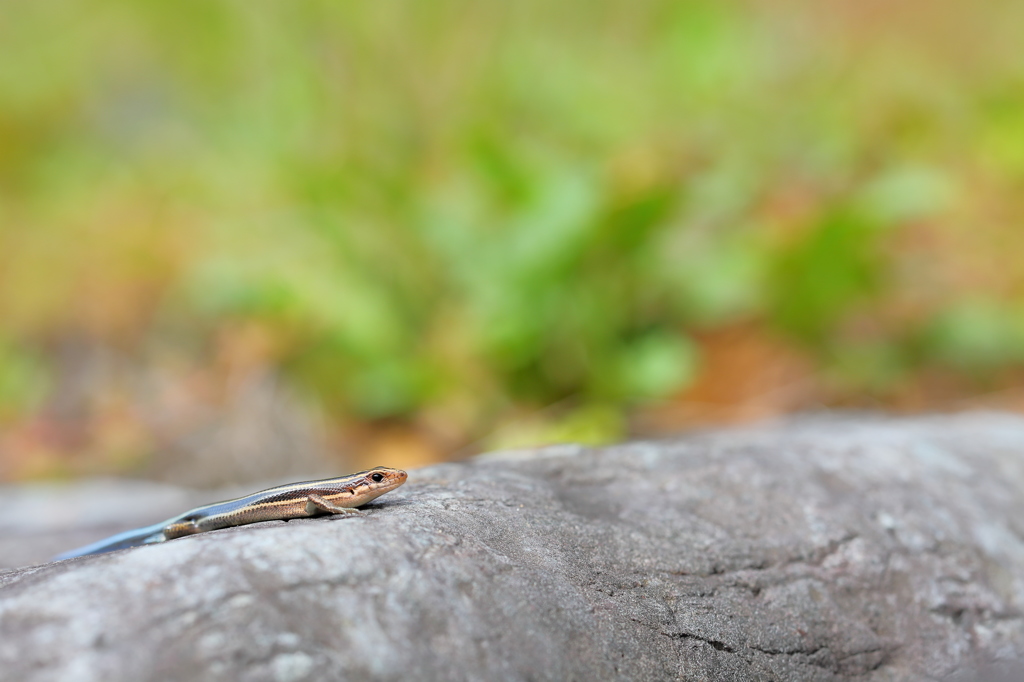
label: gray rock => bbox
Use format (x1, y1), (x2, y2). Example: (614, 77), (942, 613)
(1, 413), (1023, 681)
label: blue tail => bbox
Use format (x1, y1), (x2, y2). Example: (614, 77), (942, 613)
(52, 523), (168, 561)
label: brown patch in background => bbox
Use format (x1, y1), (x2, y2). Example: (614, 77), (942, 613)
(633, 324), (822, 435)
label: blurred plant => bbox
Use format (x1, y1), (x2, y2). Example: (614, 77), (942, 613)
(0, 339), (48, 422)
(2, 0), (1024, 479)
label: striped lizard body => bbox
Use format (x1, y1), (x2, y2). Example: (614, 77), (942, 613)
(53, 466), (408, 560)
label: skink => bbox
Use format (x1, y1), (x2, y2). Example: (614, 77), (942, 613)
(53, 466), (408, 560)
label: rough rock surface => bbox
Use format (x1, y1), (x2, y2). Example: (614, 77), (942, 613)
(1, 414), (1023, 681)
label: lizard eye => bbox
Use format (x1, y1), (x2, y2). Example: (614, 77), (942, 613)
(370, 472), (385, 483)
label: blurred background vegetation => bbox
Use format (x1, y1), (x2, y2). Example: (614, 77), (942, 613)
(2, 0), (1023, 486)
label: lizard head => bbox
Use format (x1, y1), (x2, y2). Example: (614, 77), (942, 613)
(351, 466), (408, 504)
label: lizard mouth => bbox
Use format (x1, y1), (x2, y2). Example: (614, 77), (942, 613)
(386, 469), (408, 490)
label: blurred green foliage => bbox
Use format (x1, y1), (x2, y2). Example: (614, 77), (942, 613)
(1, 0), (1024, 463)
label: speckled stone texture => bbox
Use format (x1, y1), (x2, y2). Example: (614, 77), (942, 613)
(1, 414), (1023, 681)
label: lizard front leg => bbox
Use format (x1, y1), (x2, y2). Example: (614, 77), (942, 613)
(305, 493), (364, 516)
